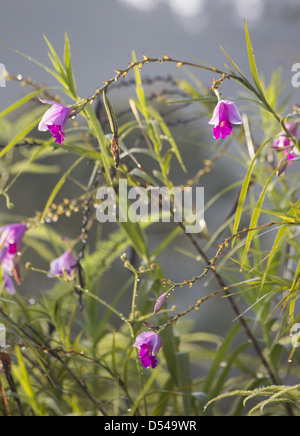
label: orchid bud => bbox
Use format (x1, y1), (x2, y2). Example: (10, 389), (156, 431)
(154, 292), (169, 314)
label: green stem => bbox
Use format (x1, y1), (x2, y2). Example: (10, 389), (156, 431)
(130, 272), (139, 323)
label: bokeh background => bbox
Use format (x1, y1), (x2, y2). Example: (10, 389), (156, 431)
(0, 0), (300, 337)
(1, 0), (300, 110)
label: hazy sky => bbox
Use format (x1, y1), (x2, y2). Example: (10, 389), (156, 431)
(0, 0), (299, 109)
(118, 0), (265, 24)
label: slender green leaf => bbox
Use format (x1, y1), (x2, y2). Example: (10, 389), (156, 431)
(161, 327), (179, 385)
(103, 91), (118, 135)
(232, 138), (271, 244)
(204, 323), (241, 395)
(0, 117), (40, 159)
(211, 342), (249, 399)
(129, 364), (162, 416)
(132, 51), (147, 108)
(175, 351), (192, 415)
(64, 33), (77, 98)
(164, 97), (217, 105)
(259, 201), (300, 293)
(244, 21), (265, 98)
(0, 89), (51, 120)
(241, 166), (283, 269)
(119, 220), (150, 263)
(289, 259), (300, 327)
(62, 143), (103, 161)
(148, 106), (187, 173)
(13, 346), (43, 415)
(220, 45), (247, 81)
(39, 155), (86, 225)
(83, 104), (112, 184)
(129, 168), (157, 186)
(44, 35), (67, 83)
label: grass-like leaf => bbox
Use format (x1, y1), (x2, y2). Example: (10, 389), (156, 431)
(0, 117), (41, 159)
(64, 33), (77, 99)
(244, 21), (265, 99)
(240, 166), (279, 269)
(232, 138), (272, 245)
(83, 104), (112, 184)
(39, 155), (86, 226)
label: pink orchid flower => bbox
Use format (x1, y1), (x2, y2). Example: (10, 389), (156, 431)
(38, 99), (71, 145)
(48, 251), (76, 278)
(0, 223), (27, 294)
(133, 332), (162, 369)
(0, 224), (27, 271)
(208, 100), (243, 140)
(273, 122), (299, 175)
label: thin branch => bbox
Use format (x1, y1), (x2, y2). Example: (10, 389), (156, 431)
(172, 220), (299, 398)
(86, 55), (239, 105)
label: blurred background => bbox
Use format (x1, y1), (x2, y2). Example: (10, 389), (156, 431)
(0, 0), (300, 338)
(1, 0), (300, 110)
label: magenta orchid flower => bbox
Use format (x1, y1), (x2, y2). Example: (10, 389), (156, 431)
(0, 224), (27, 271)
(208, 100), (243, 140)
(273, 122), (299, 175)
(48, 251), (76, 278)
(3, 274), (16, 295)
(38, 100), (71, 145)
(0, 223), (27, 294)
(133, 332), (162, 369)
(273, 122), (298, 151)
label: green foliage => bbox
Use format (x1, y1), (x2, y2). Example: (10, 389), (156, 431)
(0, 23), (300, 417)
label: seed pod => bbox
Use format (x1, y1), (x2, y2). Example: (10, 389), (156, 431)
(103, 91), (118, 135)
(0, 352), (11, 372)
(103, 91), (120, 167)
(111, 134), (120, 168)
